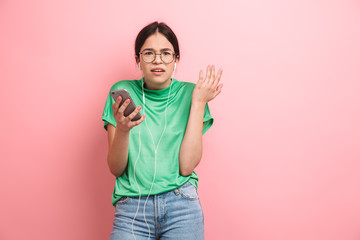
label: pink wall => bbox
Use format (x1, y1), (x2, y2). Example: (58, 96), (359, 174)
(1, 0), (360, 239)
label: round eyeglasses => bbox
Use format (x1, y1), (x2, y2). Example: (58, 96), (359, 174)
(140, 49), (176, 64)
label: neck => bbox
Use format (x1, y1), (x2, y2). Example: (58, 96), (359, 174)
(144, 78), (172, 90)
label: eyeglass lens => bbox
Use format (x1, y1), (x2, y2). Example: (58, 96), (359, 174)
(141, 50), (174, 64)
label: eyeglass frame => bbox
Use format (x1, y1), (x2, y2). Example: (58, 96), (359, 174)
(139, 49), (178, 64)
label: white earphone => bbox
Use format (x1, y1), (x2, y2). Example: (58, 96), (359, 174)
(138, 62), (141, 70)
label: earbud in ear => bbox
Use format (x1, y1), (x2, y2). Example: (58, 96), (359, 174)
(174, 63), (177, 73)
(138, 63), (141, 70)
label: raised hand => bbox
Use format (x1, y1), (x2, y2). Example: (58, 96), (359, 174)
(192, 65), (223, 105)
(111, 96), (145, 132)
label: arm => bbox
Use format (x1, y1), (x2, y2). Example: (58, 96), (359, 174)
(107, 97), (145, 178)
(179, 65), (223, 176)
(107, 124), (130, 178)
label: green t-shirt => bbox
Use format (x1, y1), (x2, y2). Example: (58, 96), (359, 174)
(102, 78), (213, 206)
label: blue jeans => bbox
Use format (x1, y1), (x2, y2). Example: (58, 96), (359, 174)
(109, 182), (204, 240)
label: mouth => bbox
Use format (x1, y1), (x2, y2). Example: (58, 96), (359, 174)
(151, 68), (165, 73)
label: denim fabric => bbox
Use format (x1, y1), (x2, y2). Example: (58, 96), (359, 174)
(109, 182), (204, 240)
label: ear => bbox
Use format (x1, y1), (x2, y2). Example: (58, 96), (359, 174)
(135, 56), (141, 70)
(174, 57), (179, 69)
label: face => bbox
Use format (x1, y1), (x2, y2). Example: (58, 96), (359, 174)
(137, 32), (178, 90)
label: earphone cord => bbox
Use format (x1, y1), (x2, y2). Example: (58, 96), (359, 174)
(131, 125), (142, 238)
(131, 78), (173, 240)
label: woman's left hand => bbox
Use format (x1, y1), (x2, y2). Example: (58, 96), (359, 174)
(192, 65), (223, 105)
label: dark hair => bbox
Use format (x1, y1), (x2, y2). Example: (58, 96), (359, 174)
(135, 22), (180, 61)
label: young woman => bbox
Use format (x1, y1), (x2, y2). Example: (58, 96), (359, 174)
(102, 22), (223, 240)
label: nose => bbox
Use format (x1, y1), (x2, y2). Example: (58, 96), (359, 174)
(153, 53), (162, 64)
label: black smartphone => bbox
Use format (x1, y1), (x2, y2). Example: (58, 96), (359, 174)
(110, 89), (141, 121)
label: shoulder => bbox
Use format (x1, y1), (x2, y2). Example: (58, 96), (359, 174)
(109, 80), (140, 91)
(175, 79), (196, 92)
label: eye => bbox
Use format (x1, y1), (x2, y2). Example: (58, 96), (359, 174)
(162, 51), (172, 56)
(143, 51), (154, 56)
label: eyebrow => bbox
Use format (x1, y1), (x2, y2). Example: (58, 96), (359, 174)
(142, 48), (173, 52)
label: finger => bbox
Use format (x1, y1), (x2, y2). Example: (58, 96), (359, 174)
(216, 83), (223, 93)
(131, 114), (146, 127)
(211, 65), (215, 79)
(198, 70), (204, 83)
(212, 68), (223, 88)
(118, 98), (130, 115)
(213, 84), (223, 98)
(126, 105), (142, 121)
(112, 96), (122, 112)
(210, 65), (215, 84)
(204, 65), (211, 84)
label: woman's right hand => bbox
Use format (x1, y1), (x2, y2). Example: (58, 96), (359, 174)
(111, 96), (145, 132)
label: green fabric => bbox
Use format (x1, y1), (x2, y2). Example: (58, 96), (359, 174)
(102, 78), (213, 206)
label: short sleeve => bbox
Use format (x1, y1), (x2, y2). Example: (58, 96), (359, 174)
(102, 88), (117, 131)
(202, 103), (213, 134)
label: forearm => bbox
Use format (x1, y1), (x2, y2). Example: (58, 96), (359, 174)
(107, 126), (130, 178)
(179, 102), (205, 176)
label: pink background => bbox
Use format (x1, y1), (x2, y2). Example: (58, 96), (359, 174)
(1, 0), (360, 239)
